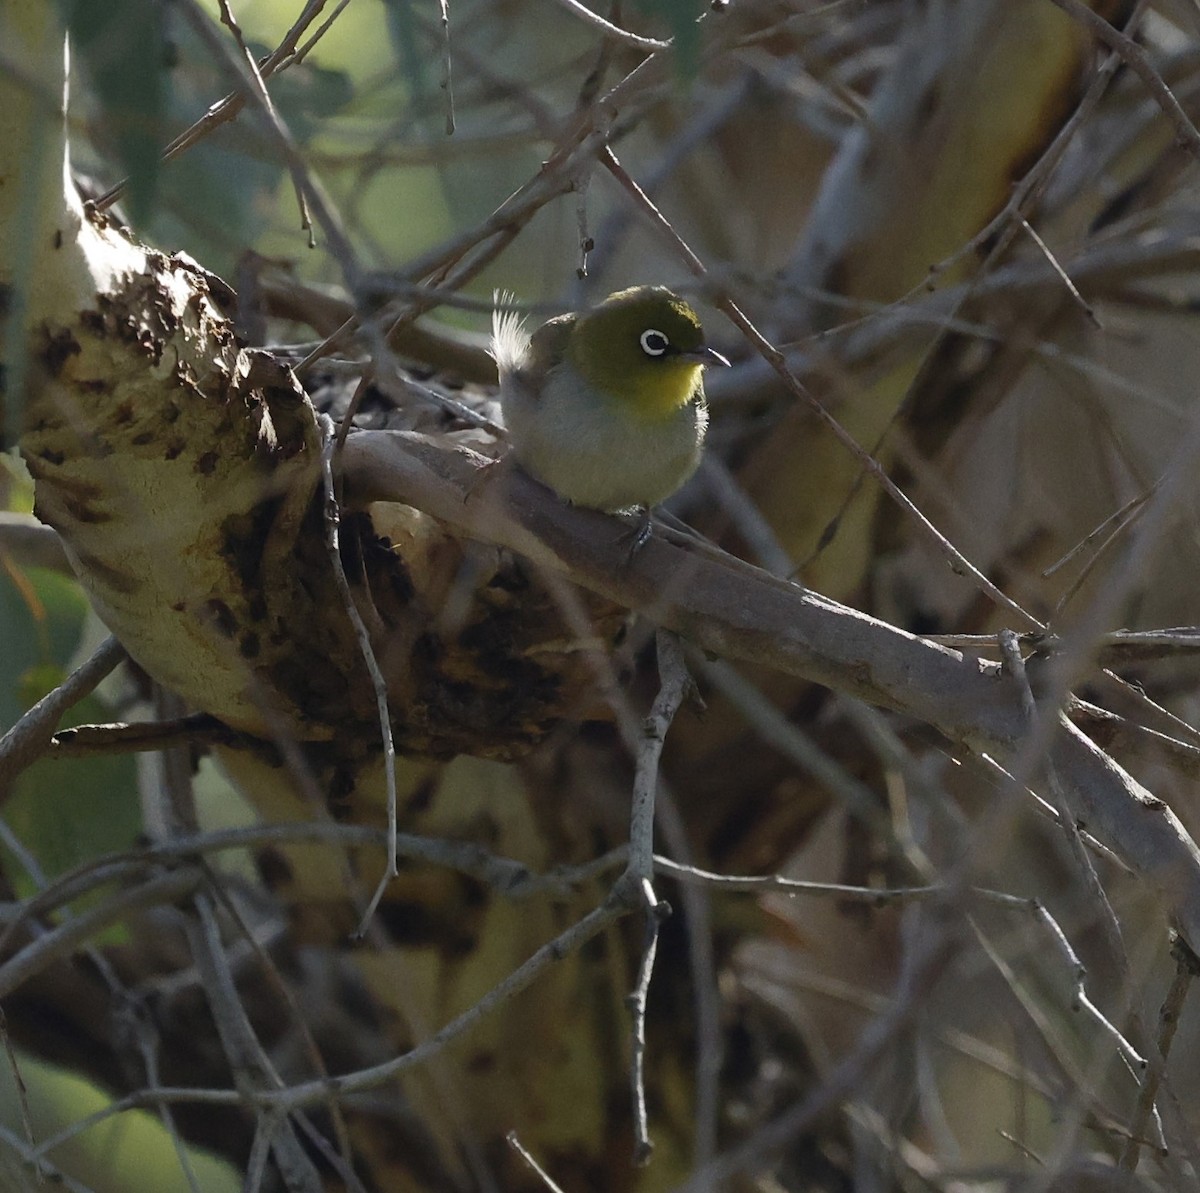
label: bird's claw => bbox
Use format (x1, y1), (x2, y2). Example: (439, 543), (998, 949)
(619, 507), (653, 560)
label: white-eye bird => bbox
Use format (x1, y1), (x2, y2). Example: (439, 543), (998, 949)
(491, 286), (728, 531)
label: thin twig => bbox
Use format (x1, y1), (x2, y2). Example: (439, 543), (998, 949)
(629, 891), (668, 1165)
(1046, 0), (1200, 163)
(262, 895), (627, 1110)
(316, 414), (398, 935)
(548, 0), (669, 50)
(185, 891), (323, 1193)
(622, 631), (689, 1162)
(0, 1007), (41, 1186)
(0, 636), (126, 796)
(216, 0), (312, 238)
(627, 632), (690, 883)
(1120, 935), (1198, 1169)
(49, 714), (239, 757)
(506, 1132), (566, 1193)
(1042, 485), (1154, 579)
(1018, 215), (1100, 327)
(0, 868), (204, 1001)
(999, 633), (1156, 1085)
(438, 0), (455, 135)
(93, 0), (336, 212)
(178, 0), (360, 276)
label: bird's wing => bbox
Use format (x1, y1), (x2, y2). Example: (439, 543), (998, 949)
(526, 314), (575, 375)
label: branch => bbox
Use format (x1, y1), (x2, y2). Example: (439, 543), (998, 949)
(338, 429), (1200, 952)
(0, 636), (126, 798)
(1046, 0), (1200, 164)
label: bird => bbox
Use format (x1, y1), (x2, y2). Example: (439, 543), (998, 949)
(491, 285), (728, 547)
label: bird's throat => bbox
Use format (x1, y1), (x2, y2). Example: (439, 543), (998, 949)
(612, 362), (703, 423)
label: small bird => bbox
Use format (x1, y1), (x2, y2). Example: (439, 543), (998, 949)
(492, 286), (728, 542)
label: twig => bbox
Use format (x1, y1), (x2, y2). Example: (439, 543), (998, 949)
(575, 170), (592, 279)
(629, 892), (668, 1166)
(621, 631), (689, 1162)
(697, 655), (887, 831)
(780, 0), (1147, 580)
(0, 807), (205, 1193)
(1046, 0), (1200, 163)
(216, 0), (313, 238)
(698, 456), (793, 577)
(316, 414), (398, 935)
(49, 714), (238, 757)
(1049, 488), (1156, 623)
(0, 1007), (40, 1186)
(1042, 485), (1154, 579)
(1120, 934), (1198, 1169)
(999, 632), (1158, 1101)
(262, 895), (627, 1110)
(627, 632), (690, 883)
(185, 891), (323, 1193)
(0, 868), (203, 1001)
(178, 0), (360, 276)
(438, 0), (455, 135)
(506, 1131), (566, 1193)
(674, 910), (960, 1191)
(0, 827), (624, 944)
(93, 0), (336, 212)
(656, 857), (941, 902)
(0, 1122), (93, 1193)
(0, 636), (126, 797)
(1018, 215), (1099, 327)
(548, 0), (669, 50)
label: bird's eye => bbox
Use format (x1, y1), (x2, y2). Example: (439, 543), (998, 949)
(640, 329), (670, 357)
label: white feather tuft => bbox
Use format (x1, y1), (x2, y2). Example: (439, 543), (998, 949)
(490, 289), (531, 375)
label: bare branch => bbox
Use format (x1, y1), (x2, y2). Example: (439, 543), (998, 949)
(339, 428), (1200, 953)
(0, 636), (126, 797)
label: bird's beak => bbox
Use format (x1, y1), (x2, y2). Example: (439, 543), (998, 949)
(682, 345), (730, 368)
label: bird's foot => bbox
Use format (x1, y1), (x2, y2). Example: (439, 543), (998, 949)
(619, 506), (654, 560)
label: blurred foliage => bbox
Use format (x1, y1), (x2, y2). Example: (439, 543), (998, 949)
(0, 1053), (240, 1193)
(0, 555), (140, 910)
(60, 0), (168, 222)
(0, 563), (85, 733)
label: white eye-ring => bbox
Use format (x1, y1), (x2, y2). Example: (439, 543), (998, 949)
(640, 329), (670, 357)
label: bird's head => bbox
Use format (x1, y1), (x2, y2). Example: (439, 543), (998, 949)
(567, 286), (728, 421)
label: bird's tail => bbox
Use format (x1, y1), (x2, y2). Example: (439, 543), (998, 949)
(490, 290), (531, 375)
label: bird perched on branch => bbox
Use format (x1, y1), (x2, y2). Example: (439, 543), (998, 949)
(492, 285), (728, 546)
